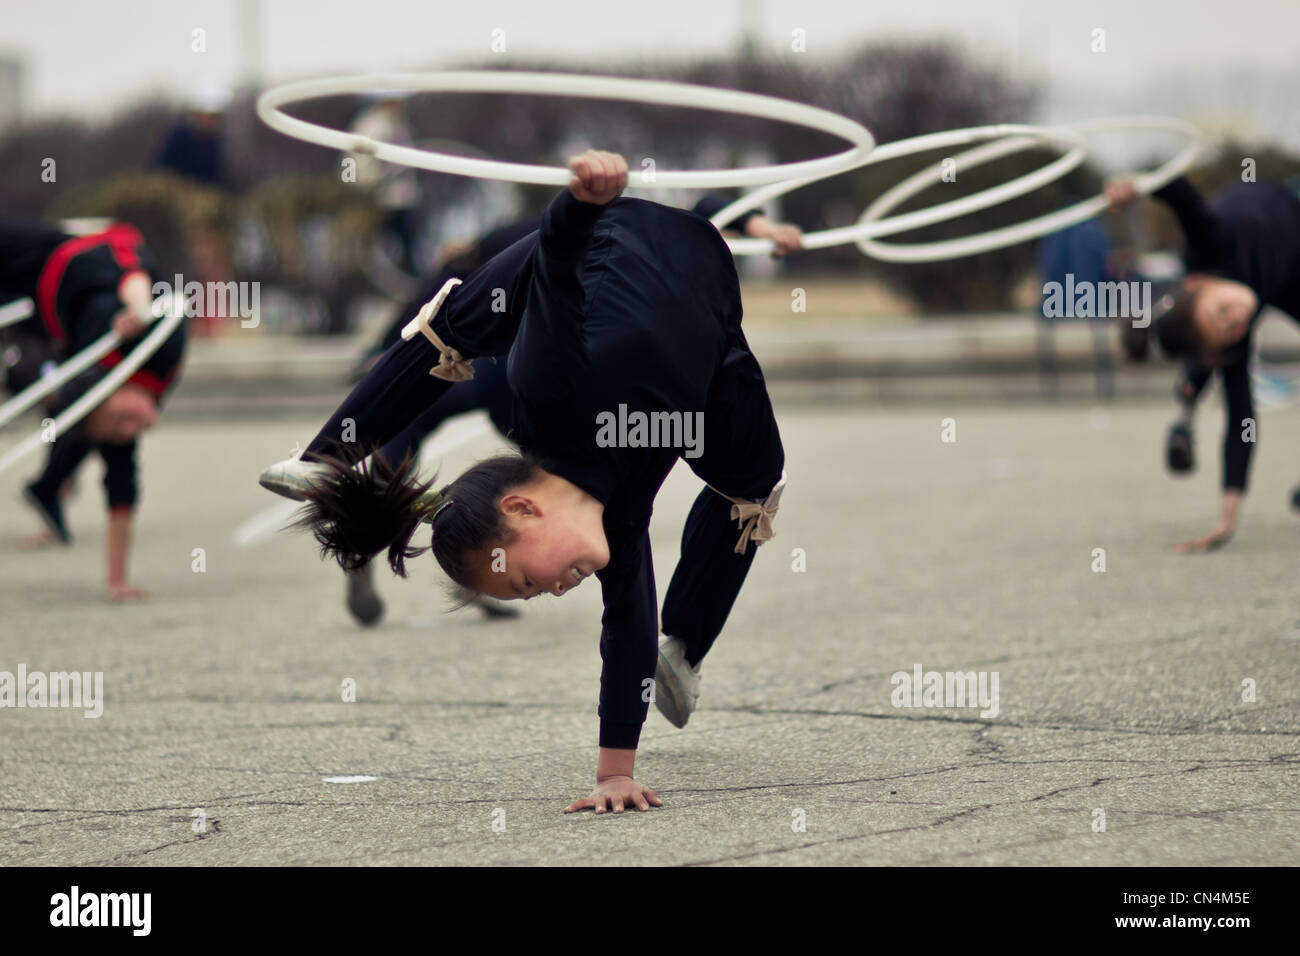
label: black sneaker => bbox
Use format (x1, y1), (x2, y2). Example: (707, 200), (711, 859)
(1290, 484), (1300, 513)
(345, 562), (384, 627)
(22, 482), (71, 545)
(1166, 423), (1195, 474)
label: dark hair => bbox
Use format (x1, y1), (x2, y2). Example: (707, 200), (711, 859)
(292, 443), (542, 593)
(291, 442), (435, 575)
(427, 452), (541, 590)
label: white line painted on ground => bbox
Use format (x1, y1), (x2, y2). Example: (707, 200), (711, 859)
(322, 775), (380, 784)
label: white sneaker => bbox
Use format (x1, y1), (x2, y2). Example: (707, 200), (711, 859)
(258, 454), (330, 501)
(655, 635), (702, 728)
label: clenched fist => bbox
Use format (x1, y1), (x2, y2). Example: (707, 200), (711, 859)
(567, 150), (628, 206)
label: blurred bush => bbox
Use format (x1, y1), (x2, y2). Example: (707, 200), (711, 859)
(235, 176), (382, 333)
(46, 171), (229, 278)
(39, 171), (381, 333)
(237, 175), (380, 284)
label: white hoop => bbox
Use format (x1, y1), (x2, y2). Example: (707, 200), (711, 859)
(854, 116), (1208, 263)
(0, 329), (121, 430)
(714, 124), (1089, 255)
(257, 71), (877, 189)
(0, 297), (35, 329)
(0, 294), (176, 431)
(0, 296), (183, 475)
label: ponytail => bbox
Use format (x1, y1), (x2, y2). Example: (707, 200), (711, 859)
(291, 443), (443, 576)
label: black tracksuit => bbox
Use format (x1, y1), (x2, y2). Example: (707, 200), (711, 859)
(366, 195), (763, 469)
(303, 189), (783, 749)
(1156, 178), (1300, 491)
(364, 219), (542, 468)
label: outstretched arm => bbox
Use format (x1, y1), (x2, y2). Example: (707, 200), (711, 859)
(112, 271), (154, 340)
(1219, 358), (1255, 497)
(564, 523), (663, 815)
(1149, 177), (1226, 268)
(692, 193), (804, 256)
(692, 193), (763, 233)
(540, 150), (626, 259)
(509, 151), (627, 402)
(1173, 357), (1253, 553)
(1106, 176), (1226, 269)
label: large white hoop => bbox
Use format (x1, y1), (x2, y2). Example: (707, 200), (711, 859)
(257, 71), (877, 189)
(0, 294), (177, 431)
(714, 124), (1089, 255)
(0, 297), (34, 329)
(0, 328), (122, 429)
(854, 116), (1208, 263)
(0, 295), (183, 475)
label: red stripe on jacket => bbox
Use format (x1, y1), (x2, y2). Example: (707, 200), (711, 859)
(97, 348), (175, 400)
(35, 223), (146, 343)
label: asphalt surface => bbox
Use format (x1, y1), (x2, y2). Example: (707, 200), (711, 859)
(2, 400), (1298, 865)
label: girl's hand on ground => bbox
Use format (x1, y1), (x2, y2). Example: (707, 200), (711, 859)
(107, 583), (147, 602)
(1173, 521), (1234, 553)
(567, 150), (628, 205)
(564, 775), (662, 814)
(1104, 178), (1139, 208)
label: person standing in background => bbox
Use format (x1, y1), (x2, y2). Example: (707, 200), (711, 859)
(347, 94), (422, 276)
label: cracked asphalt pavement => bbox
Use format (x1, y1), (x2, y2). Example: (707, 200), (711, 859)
(2, 401), (1298, 865)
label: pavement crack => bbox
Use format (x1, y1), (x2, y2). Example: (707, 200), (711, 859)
(682, 805), (996, 866)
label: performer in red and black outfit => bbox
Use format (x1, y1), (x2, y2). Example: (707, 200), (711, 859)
(1, 217), (186, 600)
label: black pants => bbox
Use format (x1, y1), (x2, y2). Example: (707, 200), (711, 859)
(304, 232), (537, 460)
(6, 295), (142, 510)
(659, 328), (785, 667)
(28, 434), (138, 510)
(374, 355), (514, 467)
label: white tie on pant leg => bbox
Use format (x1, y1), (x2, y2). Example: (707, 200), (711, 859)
(707, 468), (787, 554)
(401, 277), (473, 381)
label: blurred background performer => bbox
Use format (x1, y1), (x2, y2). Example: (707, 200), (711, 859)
(1108, 175), (1300, 551)
(348, 93), (422, 277)
(0, 217), (186, 600)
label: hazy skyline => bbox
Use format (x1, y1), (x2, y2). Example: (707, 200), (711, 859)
(2, 0), (1298, 151)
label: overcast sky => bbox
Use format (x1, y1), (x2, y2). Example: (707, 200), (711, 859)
(3, 0), (1299, 149)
